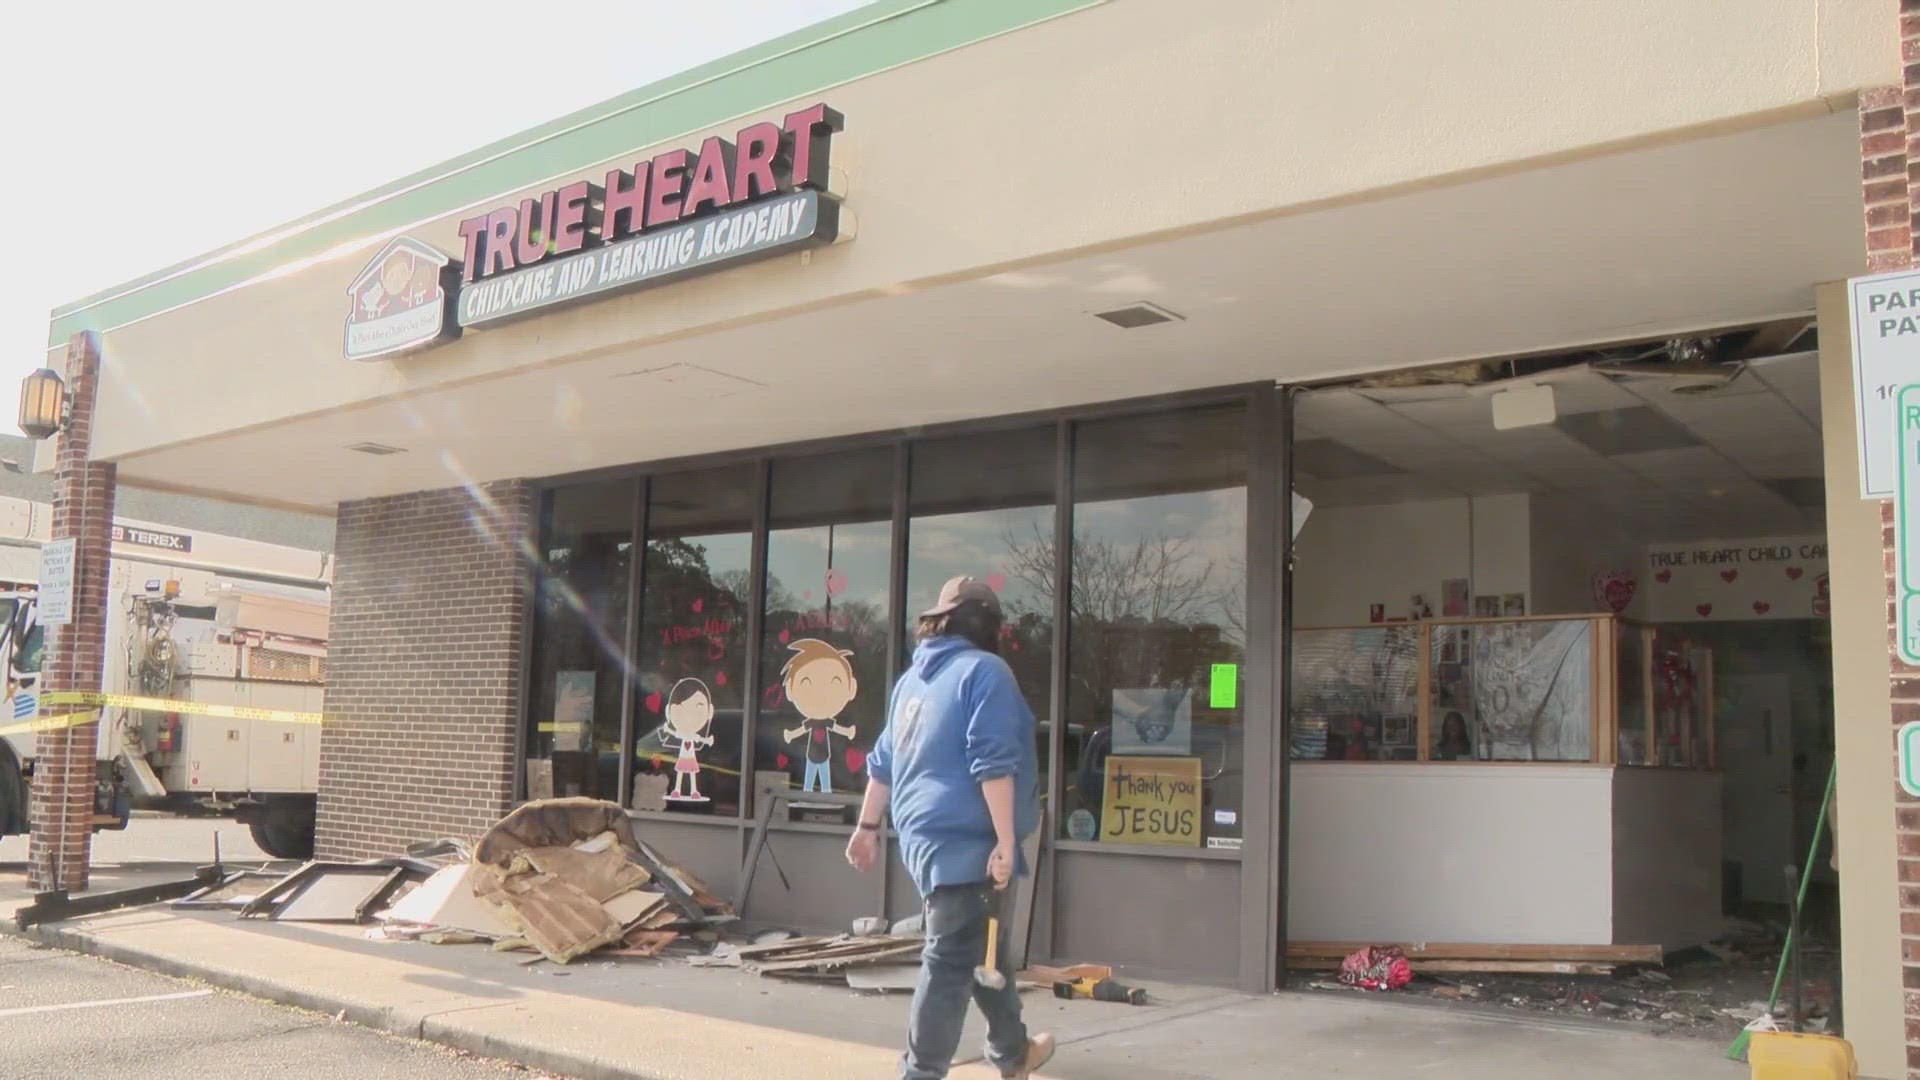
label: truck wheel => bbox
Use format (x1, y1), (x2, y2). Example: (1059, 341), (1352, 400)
(0, 746), (23, 837)
(249, 818), (315, 860)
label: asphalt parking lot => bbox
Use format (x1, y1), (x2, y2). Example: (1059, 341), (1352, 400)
(0, 934), (563, 1080)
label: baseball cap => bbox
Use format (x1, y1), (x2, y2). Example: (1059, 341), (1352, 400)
(921, 575), (1002, 618)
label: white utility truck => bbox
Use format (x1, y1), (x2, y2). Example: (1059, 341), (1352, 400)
(0, 496), (331, 858)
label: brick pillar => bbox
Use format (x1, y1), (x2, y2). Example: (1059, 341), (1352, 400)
(314, 480), (533, 860)
(26, 331), (116, 893)
(1871, 7), (1920, 1075)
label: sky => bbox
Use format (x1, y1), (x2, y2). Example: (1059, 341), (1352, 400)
(0, 0), (872, 399)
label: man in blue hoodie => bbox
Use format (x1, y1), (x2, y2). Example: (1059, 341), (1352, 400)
(846, 576), (1051, 1080)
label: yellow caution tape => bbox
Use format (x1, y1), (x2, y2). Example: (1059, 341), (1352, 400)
(0, 691), (326, 739)
(635, 751), (742, 778)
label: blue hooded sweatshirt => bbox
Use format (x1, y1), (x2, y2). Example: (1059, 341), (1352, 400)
(865, 635), (1039, 899)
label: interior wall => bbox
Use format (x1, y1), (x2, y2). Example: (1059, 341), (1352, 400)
(1611, 769), (1724, 950)
(1814, 281), (1902, 1080)
(1286, 763), (1614, 944)
(1292, 493), (1529, 627)
(1529, 491), (1647, 618)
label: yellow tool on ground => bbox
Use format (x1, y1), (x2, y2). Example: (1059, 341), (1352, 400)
(1746, 1031), (1856, 1079)
(1052, 974), (1146, 1005)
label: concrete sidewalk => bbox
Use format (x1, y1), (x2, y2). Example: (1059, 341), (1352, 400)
(1, 863), (1746, 1079)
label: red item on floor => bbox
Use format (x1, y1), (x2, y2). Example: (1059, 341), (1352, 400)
(1338, 945), (1412, 991)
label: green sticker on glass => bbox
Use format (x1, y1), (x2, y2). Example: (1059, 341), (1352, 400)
(1210, 663), (1238, 709)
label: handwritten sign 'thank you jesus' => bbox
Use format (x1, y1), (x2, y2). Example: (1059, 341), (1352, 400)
(1100, 755), (1203, 847)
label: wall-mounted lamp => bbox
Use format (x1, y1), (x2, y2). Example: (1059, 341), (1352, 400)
(18, 368), (68, 440)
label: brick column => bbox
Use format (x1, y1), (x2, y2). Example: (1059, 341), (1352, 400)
(26, 331), (116, 893)
(1869, 7), (1920, 1076)
(314, 480), (533, 860)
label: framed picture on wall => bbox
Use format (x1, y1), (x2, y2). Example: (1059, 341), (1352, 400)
(1382, 715), (1412, 747)
(1502, 593), (1527, 616)
(1473, 596), (1499, 617)
(1442, 578), (1469, 617)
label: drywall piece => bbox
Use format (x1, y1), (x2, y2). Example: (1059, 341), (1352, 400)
(846, 964), (921, 992)
(382, 864), (516, 938)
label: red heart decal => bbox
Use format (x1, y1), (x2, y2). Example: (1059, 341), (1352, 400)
(778, 628), (791, 644)
(985, 573), (1006, 592)
(824, 568), (848, 597)
(1655, 570), (1672, 584)
(691, 598), (704, 614)
(714, 670), (728, 687)
(776, 753), (789, 770)
(1696, 603), (1713, 617)
(1786, 566), (1804, 580)
(845, 747), (867, 773)
(1591, 572), (1637, 615)
(1753, 601), (1771, 615)
(644, 692), (663, 714)
(763, 684), (786, 710)
(1720, 570), (1738, 583)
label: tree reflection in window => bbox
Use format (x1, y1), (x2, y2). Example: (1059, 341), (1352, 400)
(1055, 405), (1248, 847)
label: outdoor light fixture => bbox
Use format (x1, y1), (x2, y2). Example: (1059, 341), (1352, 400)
(17, 367), (67, 440)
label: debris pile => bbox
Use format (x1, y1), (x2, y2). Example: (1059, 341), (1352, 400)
(1297, 916), (1842, 1038)
(181, 798), (737, 967)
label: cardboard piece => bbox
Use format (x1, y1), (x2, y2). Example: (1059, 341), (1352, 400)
(630, 773), (670, 811)
(516, 845), (651, 902)
(603, 890), (666, 927)
(525, 759), (555, 801)
(846, 964), (921, 992)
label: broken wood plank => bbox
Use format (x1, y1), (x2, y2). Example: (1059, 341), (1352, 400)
(1288, 957), (1615, 976)
(746, 943), (924, 975)
(1018, 964), (1113, 987)
(605, 931), (680, 958)
(1285, 941), (1660, 965)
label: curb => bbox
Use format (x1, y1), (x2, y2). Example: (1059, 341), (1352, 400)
(8, 919), (649, 1080)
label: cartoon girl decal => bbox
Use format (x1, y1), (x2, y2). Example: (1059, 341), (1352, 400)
(661, 677), (716, 802)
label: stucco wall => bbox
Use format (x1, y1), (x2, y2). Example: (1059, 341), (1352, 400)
(76, 0), (1894, 464)
(1815, 281), (1903, 1080)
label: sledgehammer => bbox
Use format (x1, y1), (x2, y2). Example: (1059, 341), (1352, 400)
(974, 916), (1006, 989)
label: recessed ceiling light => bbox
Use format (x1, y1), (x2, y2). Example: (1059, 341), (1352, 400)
(346, 442), (406, 456)
(1092, 302), (1183, 329)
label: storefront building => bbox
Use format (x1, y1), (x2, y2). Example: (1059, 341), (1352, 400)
(36, 2), (1920, 1074)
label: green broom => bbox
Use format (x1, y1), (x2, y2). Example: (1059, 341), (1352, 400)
(1725, 760), (1838, 1062)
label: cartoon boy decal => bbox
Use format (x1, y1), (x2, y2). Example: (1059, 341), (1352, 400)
(780, 638), (858, 794)
(660, 677), (717, 802)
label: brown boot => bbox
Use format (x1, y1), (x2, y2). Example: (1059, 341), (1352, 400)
(1002, 1032), (1055, 1078)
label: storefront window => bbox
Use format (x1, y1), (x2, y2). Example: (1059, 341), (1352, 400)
(525, 480), (634, 802)
(905, 426), (1056, 797)
(757, 449), (894, 802)
(630, 466), (755, 816)
(1061, 405), (1247, 849)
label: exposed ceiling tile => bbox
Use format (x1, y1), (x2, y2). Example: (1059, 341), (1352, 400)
(1763, 476), (1826, 510)
(1556, 406), (1701, 455)
(1293, 438), (1406, 479)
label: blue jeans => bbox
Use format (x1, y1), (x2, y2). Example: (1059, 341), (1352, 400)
(803, 760), (832, 793)
(901, 883), (1027, 1080)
